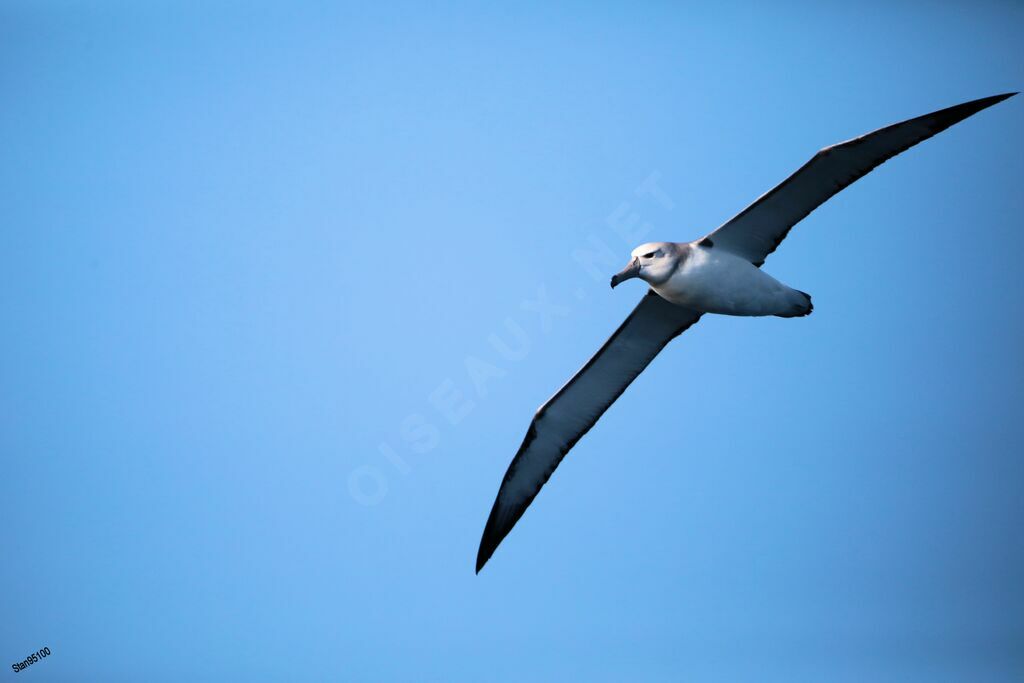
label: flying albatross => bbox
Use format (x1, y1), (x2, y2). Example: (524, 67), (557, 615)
(476, 92), (1016, 573)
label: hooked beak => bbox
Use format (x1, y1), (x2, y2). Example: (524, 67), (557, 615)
(610, 257), (641, 289)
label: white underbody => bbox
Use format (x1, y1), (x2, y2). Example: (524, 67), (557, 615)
(653, 245), (809, 316)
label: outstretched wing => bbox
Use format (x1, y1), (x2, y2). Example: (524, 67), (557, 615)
(706, 93), (1016, 267)
(476, 290), (702, 572)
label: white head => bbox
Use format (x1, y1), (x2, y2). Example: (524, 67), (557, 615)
(609, 242), (684, 289)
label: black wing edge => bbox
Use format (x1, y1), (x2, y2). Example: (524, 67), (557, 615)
(475, 291), (702, 573)
(713, 91), (1018, 267)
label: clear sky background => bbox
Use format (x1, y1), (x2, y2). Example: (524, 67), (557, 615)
(2, 2), (1022, 681)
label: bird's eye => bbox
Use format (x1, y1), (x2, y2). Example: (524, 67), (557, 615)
(642, 252), (656, 258)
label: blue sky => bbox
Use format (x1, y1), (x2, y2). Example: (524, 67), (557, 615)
(2, 2), (1022, 681)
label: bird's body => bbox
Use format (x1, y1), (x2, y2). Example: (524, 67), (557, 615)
(650, 241), (812, 317)
(475, 92), (1016, 573)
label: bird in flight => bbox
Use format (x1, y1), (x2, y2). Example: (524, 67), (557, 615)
(475, 93), (1016, 573)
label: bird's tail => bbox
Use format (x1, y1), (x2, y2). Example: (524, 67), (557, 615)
(775, 290), (813, 318)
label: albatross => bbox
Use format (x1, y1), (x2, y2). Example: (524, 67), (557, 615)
(475, 92), (1016, 573)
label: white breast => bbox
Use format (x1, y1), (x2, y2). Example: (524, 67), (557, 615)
(654, 246), (801, 316)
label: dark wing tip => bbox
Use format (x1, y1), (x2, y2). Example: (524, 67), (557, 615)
(927, 92), (1017, 132)
(951, 92), (1017, 116)
(475, 543), (491, 574)
(475, 523), (494, 573)
(954, 92), (1017, 110)
(475, 502), (513, 573)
